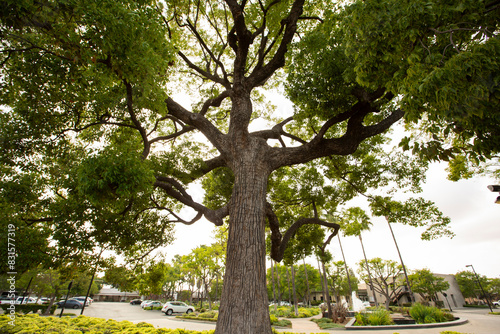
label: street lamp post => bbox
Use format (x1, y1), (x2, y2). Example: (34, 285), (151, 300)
(466, 264), (493, 312)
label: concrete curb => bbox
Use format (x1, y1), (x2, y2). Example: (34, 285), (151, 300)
(345, 317), (468, 330)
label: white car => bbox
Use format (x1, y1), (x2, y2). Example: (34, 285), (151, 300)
(161, 301), (195, 315)
(493, 300), (500, 307)
(15, 297), (41, 305)
(142, 300), (163, 309)
(140, 300), (151, 307)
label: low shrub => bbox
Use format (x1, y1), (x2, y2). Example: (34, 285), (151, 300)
(311, 317), (345, 329)
(389, 306), (410, 315)
(270, 316), (291, 328)
(269, 306), (320, 318)
(409, 303), (453, 324)
(0, 304), (57, 315)
(143, 306), (162, 311)
(198, 311), (218, 319)
(464, 304), (491, 308)
(354, 307), (394, 326)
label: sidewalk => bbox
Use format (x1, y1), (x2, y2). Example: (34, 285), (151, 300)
(275, 313), (328, 333)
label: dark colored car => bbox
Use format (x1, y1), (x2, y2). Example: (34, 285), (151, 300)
(130, 299), (143, 305)
(57, 299), (83, 309)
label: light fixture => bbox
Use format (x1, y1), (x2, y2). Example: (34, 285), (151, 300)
(487, 185), (500, 204)
(487, 185), (500, 192)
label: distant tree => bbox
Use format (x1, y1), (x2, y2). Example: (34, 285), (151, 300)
(456, 270), (481, 301)
(456, 270), (493, 303)
(357, 258), (403, 310)
(408, 269), (449, 304)
(325, 260), (357, 304)
(185, 244), (224, 310)
(487, 278), (500, 301)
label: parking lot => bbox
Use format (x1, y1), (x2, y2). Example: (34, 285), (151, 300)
(80, 302), (216, 331)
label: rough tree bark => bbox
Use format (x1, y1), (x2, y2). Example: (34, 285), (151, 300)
(215, 134), (273, 333)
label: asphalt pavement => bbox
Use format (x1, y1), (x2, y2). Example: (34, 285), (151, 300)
(81, 302), (500, 333)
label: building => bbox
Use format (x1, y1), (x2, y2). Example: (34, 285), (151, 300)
(92, 285), (141, 302)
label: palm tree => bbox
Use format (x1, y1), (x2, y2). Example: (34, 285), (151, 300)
(369, 196), (453, 304)
(337, 234), (354, 307)
(341, 207), (378, 307)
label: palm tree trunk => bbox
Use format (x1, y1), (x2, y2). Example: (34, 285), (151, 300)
(302, 256), (311, 307)
(386, 218), (415, 303)
(291, 265), (299, 316)
(338, 234), (353, 309)
(359, 234), (378, 307)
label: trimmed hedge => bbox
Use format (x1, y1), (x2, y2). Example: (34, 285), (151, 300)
(0, 314), (215, 333)
(268, 306), (321, 318)
(0, 304), (57, 315)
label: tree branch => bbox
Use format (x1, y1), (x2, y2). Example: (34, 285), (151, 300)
(267, 202), (340, 262)
(251, 116), (306, 145)
(185, 18), (231, 85)
(123, 80), (151, 159)
(154, 175), (228, 226)
(177, 51), (231, 88)
(246, 0), (305, 88)
(165, 97), (228, 155)
(267, 93), (404, 169)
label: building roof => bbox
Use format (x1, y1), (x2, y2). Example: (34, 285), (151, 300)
(95, 284), (140, 297)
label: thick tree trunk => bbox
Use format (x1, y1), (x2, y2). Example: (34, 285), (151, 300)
(215, 147), (272, 334)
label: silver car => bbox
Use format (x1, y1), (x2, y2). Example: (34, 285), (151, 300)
(161, 301), (195, 315)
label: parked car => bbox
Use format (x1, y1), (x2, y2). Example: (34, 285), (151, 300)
(493, 300), (500, 307)
(57, 299), (83, 309)
(71, 297), (91, 306)
(161, 301), (195, 315)
(140, 300), (151, 308)
(0, 297), (15, 305)
(15, 297), (41, 305)
(130, 299), (143, 305)
(141, 300), (163, 309)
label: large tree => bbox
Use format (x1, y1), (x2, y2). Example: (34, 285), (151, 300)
(1, 0), (499, 333)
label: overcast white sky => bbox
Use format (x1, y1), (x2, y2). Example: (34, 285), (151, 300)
(161, 91), (500, 280)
